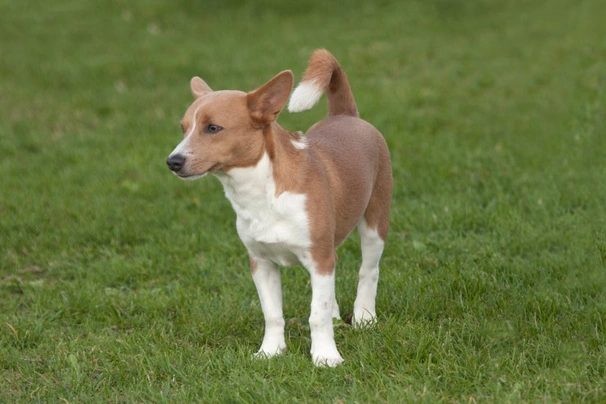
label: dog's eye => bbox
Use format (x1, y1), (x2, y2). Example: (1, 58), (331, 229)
(205, 124), (223, 134)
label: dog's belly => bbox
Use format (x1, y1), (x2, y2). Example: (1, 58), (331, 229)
(233, 190), (311, 267)
(237, 215), (309, 267)
(245, 239), (302, 267)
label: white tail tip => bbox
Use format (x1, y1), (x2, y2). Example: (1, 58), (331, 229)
(287, 81), (324, 113)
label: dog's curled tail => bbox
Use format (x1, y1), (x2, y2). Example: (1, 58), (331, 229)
(288, 49), (359, 118)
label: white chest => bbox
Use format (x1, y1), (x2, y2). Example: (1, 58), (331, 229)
(216, 154), (311, 266)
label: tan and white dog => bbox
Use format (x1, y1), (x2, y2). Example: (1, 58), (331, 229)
(166, 49), (392, 366)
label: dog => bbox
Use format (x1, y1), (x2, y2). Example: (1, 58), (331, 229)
(166, 49), (392, 366)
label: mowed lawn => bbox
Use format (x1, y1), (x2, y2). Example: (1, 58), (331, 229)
(1, 0), (605, 402)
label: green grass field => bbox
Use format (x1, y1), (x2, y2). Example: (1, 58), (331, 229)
(1, 0), (605, 402)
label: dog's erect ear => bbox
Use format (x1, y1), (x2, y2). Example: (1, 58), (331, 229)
(247, 70), (293, 126)
(190, 77), (213, 98)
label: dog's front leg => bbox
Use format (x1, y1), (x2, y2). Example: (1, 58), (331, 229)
(250, 255), (286, 358)
(303, 254), (344, 367)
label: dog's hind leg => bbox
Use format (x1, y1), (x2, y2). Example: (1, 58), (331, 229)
(250, 256), (286, 358)
(353, 146), (392, 327)
(352, 218), (385, 326)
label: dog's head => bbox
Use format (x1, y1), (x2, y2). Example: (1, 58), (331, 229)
(166, 70), (293, 180)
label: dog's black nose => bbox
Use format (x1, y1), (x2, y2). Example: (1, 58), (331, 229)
(167, 154), (185, 172)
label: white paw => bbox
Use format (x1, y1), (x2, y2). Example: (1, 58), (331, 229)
(352, 309), (377, 328)
(312, 352), (344, 367)
(311, 342), (344, 367)
(254, 343), (286, 359)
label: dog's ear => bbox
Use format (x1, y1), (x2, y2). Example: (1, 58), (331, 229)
(190, 77), (213, 98)
(247, 70), (293, 126)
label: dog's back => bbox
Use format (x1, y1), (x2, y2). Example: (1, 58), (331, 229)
(289, 50), (392, 244)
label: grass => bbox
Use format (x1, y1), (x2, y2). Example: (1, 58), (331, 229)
(1, 0), (605, 402)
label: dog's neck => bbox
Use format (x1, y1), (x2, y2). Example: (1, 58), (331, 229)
(215, 122), (306, 211)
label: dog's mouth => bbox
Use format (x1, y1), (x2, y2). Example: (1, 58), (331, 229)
(175, 172), (208, 181)
(175, 162), (223, 181)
